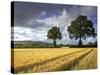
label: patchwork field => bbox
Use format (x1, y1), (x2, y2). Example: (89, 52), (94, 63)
(11, 48), (97, 73)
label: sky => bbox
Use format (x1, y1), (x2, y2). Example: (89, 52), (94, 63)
(11, 1), (97, 45)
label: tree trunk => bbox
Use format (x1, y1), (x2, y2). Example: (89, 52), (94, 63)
(53, 40), (56, 47)
(78, 37), (82, 47)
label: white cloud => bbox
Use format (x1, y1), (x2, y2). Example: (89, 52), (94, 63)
(12, 26), (47, 41)
(36, 9), (72, 35)
(41, 11), (46, 16)
(36, 9), (69, 27)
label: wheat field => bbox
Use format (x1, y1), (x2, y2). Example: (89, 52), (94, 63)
(11, 48), (97, 73)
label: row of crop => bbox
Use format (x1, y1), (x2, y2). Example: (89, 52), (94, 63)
(14, 49), (93, 73)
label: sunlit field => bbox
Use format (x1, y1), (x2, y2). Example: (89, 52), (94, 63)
(11, 48), (97, 73)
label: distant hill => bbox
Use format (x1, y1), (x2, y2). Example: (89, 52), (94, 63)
(11, 41), (53, 48)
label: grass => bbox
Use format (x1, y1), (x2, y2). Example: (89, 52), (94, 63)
(11, 48), (97, 73)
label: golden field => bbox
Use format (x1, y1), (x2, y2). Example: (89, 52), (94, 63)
(11, 48), (97, 73)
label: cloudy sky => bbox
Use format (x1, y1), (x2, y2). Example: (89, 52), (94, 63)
(11, 1), (97, 45)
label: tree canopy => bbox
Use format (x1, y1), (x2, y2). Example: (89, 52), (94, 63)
(47, 26), (62, 47)
(67, 15), (96, 46)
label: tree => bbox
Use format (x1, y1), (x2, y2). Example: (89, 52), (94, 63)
(47, 27), (62, 47)
(67, 15), (96, 46)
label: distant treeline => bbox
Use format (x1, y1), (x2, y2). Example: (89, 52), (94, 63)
(11, 41), (55, 48)
(60, 41), (97, 48)
(11, 41), (97, 48)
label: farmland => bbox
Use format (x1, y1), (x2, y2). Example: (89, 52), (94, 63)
(11, 48), (97, 73)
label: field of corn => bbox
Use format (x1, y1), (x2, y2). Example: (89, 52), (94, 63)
(11, 48), (97, 73)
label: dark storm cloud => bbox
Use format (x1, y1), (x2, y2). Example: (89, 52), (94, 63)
(13, 1), (97, 29)
(13, 1), (67, 28)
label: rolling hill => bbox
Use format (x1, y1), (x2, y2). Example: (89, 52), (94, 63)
(11, 41), (53, 48)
